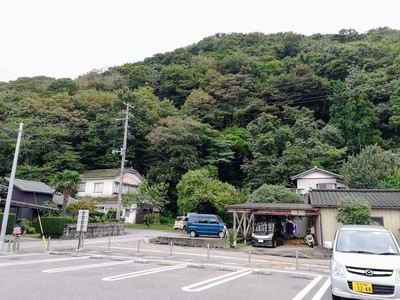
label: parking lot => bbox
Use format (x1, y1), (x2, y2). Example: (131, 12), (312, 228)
(0, 252), (332, 299)
(0, 229), (334, 299)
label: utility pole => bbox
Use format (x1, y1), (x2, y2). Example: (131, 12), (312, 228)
(0, 122), (23, 251)
(115, 103), (133, 221)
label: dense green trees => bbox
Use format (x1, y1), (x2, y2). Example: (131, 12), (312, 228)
(176, 168), (246, 216)
(248, 184), (304, 203)
(341, 145), (400, 189)
(1, 29), (400, 215)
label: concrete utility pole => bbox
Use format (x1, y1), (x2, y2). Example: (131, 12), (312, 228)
(116, 103), (133, 221)
(0, 122), (23, 251)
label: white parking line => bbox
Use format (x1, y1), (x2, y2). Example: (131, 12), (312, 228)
(182, 269), (253, 292)
(101, 246), (329, 270)
(102, 264), (187, 281)
(43, 260), (135, 273)
(292, 275), (323, 300)
(311, 277), (331, 300)
(0, 256), (89, 267)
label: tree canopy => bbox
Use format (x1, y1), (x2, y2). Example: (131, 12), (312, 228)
(336, 198), (372, 225)
(248, 184), (304, 204)
(1, 29), (400, 214)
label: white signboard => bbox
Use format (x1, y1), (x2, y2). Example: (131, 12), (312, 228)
(290, 210), (306, 216)
(77, 210), (89, 232)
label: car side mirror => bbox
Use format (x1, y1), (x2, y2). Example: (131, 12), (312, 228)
(324, 241), (333, 250)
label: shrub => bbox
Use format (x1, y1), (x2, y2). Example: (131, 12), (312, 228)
(159, 215), (174, 225)
(35, 217), (67, 237)
(144, 214), (159, 225)
(336, 198), (372, 225)
(0, 213), (16, 235)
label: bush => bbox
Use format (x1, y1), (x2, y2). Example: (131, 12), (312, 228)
(144, 214), (159, 225)
(35, 217), (67, 237)
(336, 198), (372, 225)
(22, 219), (36, 234)
(159, 215), (174, 225)
(0, 213), (16, 235)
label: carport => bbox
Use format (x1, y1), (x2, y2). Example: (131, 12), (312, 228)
(225, 203), (321, 246)
(0, 199), (57, 217)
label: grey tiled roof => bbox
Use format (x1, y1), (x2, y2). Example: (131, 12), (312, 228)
(52, 193), (77, 205)
(80, 168), (142, 180)
(10, 178), (55, 195)
(309, 189), (400, 208)
(226, 202), (315, 211)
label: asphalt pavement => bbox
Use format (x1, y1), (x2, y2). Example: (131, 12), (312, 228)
(0, 228), (332, 275)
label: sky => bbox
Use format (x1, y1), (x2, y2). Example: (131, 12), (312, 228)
(1, 0), (399, 82)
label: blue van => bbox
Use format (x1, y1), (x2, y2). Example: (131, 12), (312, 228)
(186, 214), (227, 238)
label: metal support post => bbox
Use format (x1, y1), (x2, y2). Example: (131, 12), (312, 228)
(107, 237), (111, 252)
(248, 248), (251, 264)
(0, 123), (23, 251)
(296, 249), (299, 270)
(169, 241), (173, 257)
(78, 231), (83, 250)
(137, 240), (141, 254)
(116, 103), (133, 221)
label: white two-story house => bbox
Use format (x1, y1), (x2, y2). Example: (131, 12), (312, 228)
(76, 168), (142, 224)
(290, 166), (345, 196)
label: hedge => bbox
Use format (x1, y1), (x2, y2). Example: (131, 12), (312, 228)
(0, 213), (17, 235)
(35, 217), (67, 237)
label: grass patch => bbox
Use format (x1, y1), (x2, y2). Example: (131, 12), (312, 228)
(125, 223), (178, 232)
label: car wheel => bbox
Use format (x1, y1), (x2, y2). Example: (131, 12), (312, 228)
(189, 231), (196, 237)
(272, 239), (277, 248)
(218, 231), (225, 238)
(331, 294), (341, 300)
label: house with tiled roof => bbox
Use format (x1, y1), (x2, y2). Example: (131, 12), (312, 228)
(291, 166), (345, 195)
(308, 189), (400, 244)
(0, 178), (75, 220)
(76, 168), (143, 224)
(226, 167), (400, 247)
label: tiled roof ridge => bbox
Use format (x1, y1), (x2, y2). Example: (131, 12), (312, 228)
(291, 166), (343, 180)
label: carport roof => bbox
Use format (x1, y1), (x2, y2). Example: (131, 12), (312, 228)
(309, 189), (400, 208)
(226, 202), (318, 215)
(0, 199), (57, 211)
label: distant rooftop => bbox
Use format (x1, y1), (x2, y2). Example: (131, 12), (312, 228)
(80, 168), (142, 179)
(7, 178), (55, 195)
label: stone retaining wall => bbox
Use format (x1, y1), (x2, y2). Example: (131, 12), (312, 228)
(63, 223), (125, 239)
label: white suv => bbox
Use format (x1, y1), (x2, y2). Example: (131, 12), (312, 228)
(325, 225), (400, 300)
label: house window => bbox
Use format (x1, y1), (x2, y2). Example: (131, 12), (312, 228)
(113, 183), (120, 194)
(371, 217), (384, 226)
(77, 182), (86, 192)
(316, 183), (336, 189)
(113, 183), (137, 194)
(93, 183), (104, 193)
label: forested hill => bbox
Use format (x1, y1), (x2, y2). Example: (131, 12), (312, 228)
(0, 28), (400, 211)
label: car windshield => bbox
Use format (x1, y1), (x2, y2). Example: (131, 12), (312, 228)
(254, 222), (275, 233)
(336, 230), (400, 255)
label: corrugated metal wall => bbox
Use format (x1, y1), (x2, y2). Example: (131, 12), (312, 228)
(320, 208), (400, 244)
